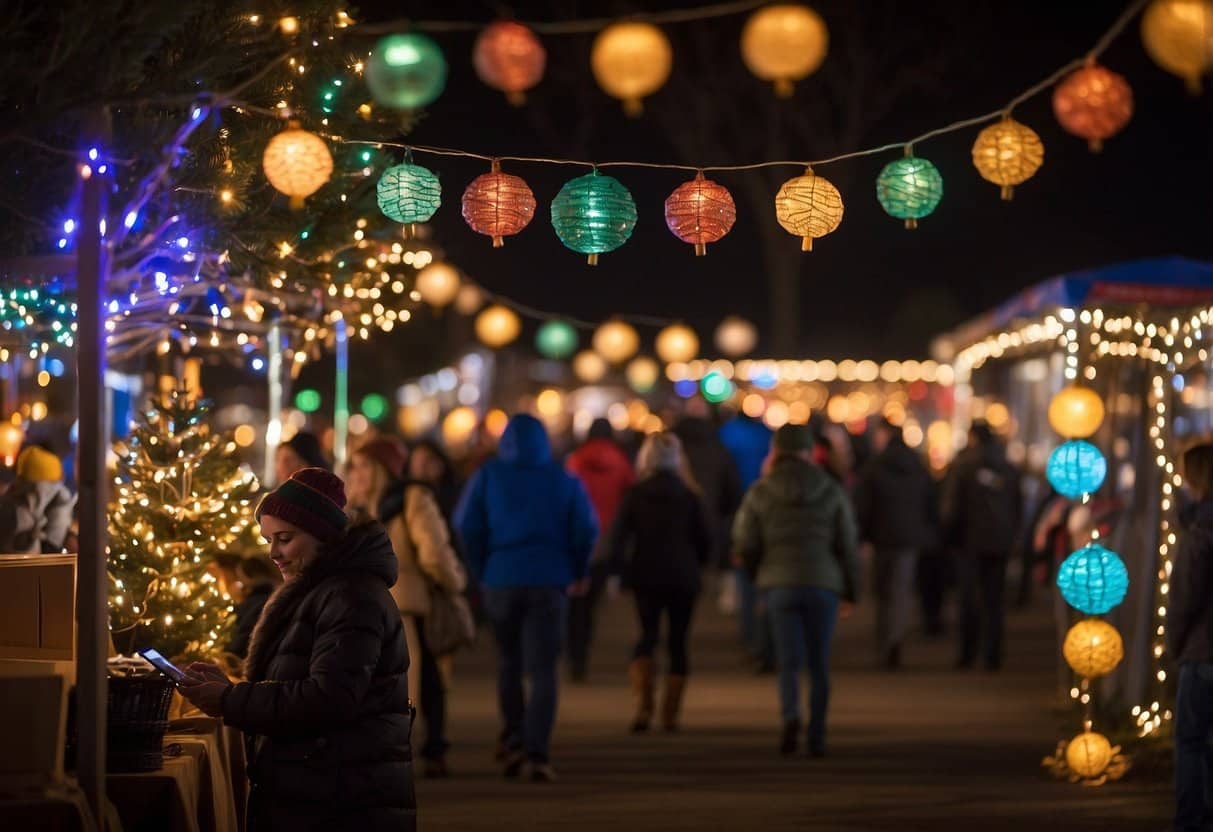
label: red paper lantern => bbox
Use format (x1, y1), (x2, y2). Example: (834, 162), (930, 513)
(664, 172), (737, 256)
(474, 21), (546, 105)
(1052, 62), (1133, 152)
(461, 160), (537, 247)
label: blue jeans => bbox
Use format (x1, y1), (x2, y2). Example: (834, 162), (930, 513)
(766, 586), (839, 750)
(1176, 661), (1213, 831)
(483, 586), (568, 764)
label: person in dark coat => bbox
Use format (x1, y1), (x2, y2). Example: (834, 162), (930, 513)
(608, 432), (711, 734)
(673, 405), (742, 567)
(1170, 441), (1213, 832)
(854, 418), (937, 669)
(227, 556), (280, 660)
(274, 431), (330, 485)
(179, 468), (415, 832)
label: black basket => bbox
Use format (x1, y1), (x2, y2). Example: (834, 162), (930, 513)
(106, 674), (176, 773)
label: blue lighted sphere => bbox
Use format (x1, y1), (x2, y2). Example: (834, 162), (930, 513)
(1057, 543), (1129, 615)
(1046, 440), (1107, 499)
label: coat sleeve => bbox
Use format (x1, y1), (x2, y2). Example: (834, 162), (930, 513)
(732, 488), (762, 574)
(568, 477), (598, 582)
(454, 469), (490, 583)
(1167, 525), (1211, 660)
(833, 495), (861, 603)
(406, 487), (467, 592)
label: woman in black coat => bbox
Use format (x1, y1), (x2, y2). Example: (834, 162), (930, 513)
(609, 432), (712, 734)
(180, 468), (416, 832)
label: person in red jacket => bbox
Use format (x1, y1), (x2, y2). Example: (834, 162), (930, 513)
(565, 418), (636, 680)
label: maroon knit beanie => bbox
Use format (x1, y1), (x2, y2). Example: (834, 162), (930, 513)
(354, 436), (408, 480)
(256, 467), (349, 542)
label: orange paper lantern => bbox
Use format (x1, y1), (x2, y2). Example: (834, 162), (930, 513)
(664, 172), (737, 256)
(474, 21), (546, 105)
(462, 160), (537, 247)
(1053, 63), (1134, 152)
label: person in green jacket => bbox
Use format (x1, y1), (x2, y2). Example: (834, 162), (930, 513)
(733, 424), (859, 758)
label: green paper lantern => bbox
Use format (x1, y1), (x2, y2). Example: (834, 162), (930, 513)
(295, 389), (322, 413)
(550, 170), (637, 265)
(536, 320), (578, 360)
(377, 162), (441, 227)
(366, 33), (447, 110)
(876, 155), (943, 229)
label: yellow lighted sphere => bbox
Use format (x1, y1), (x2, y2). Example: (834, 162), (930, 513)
(971, 118), (1044, 200)
(656, 324), (700, 364)
(484, 408), (509, 438)
(1048, 386), (1106, 438)
(741, 4), (829, 97)
(262, 126), (334, 205)
(415, 263), (462, 308)
(775, 170), (844, 251)
(442, 407), (479, 447)
(0, 421), (24, 460)
(626, 356), (661, 392)
(536, 389), (564, 419)
(593, 320), (641, 364)
(1063, 619), (1125, 679)
(715, 316), (758, 357)
(573, 350), (608, 384)
(591, 22), (673, 116)
(233, 425), (257, 448)
(474, 304), (522, 348)
(454, 283), (485, 315)
(1141, 0), (1213, 93)
(1065, 731), (1114, 780)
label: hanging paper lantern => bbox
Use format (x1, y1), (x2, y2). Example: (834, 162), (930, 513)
(462, 160), (537, 247)
(572, 350), (607, 384)
(474, 304), (521, 348)
(474, 21), (546, 105)
(740, 4), (829, 97)
(1063, 619), (1124, 679)
(1065, 731), (1114, 780)
(1046, 440), (1108, 499)
(377, 158), (441, 232)
(366, 33), (448, 110)
(875, 153), (944, 230)
(971, 117), (1044, 201)
(664, 172), (737, 256)
(626, 356), (661, 393)
(454, 284), (485, 316)
(1049, 386), (1105, 438)
(1141, 0), (1213, 94)
(656, 324), (700, 364)
(590, 22), (673, 116)
(1052, 63), (1134, 152)
(550, 170), (638, 265)
(715, 316), (758, 357)
(593, 320), (640, 364)
(535, 320), (579, 360)
(775, 167), (844, 251)
(1057, 543), (1130, 615)
(414, 263), (461, 308)
(262, 123), (333, 209)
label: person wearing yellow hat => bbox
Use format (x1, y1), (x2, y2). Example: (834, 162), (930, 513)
(0, 445), (75, 553)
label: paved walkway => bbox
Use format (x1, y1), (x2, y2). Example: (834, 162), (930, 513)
(416, 576), (1170, 831)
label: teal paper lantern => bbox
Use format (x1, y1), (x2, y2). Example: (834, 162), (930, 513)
(876, 155), (943, 229)
(1057, 543), (1129, 615)
(1047, 440), (1107, 499)
(377, 161), (441, 229)
(536, 320), (578, 360)
(550, 170), (637, 265)
(366, 33), (447, 110)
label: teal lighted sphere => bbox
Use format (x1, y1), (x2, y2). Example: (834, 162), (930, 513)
(535, 320), (578, 360)
(1057, 542), (1129, 615)
(295, 389), (322, 413)
(1047, 440), (1107, 499)
(875, 156), (943, 225)
(361, 393), (390, 422)
(377, 163), (441, 224)
(550, 171), (637, 260)
(366, 33), (447, 110)
(701, 371), (734, 403)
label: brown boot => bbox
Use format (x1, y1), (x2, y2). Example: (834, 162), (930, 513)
(661, 675), (687, 732)
(629, 658), (655, 733)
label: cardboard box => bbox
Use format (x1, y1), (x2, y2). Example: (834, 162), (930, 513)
(0, 674), (66, 789)
(0, 554), (76, 661)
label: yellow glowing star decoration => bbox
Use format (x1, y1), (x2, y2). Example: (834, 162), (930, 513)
(474, 304), (522, 348)
(590, 22), (673, 116)
(262, 123), (334, 209)
(593, 319), (641, 364)
(740, 4), (829, 97)
(775, 167), (844, 251)
(1063, 619), (1125, 678)
(626, 356), (661, 393)
(1065, 731), (1114, 780)
(573, 350), (608, 384)
(414, 262), (462, 308)
(1141, 0), (1213, 93)
(1048, 385), (1106, 439)
(655, 323), (700, 364)
(971, 116), (1044, 201)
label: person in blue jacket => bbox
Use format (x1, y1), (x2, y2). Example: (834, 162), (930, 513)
(455, 414), (597, 783)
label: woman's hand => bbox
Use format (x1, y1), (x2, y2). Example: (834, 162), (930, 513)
(184, 662), (229, 684)
(179, 663), (232, 717)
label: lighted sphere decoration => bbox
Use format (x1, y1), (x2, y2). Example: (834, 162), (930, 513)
(1057, 543), (1130, 615)
(573, 350), (608, 384)
(550, 170), (638, 265)
(655, 323), (700, 364)
(715, 316), (758, 357)
(0, 421), (24, 462)
(971, 117), (1045, 200)
(626, 356), (661, 393)
(474, 21), (546, 105)
(775, 167), (844, 251)
(875, 154), (944, 229)
(1065, 731), (1114, 780)
(474, 304), (522, 349)
(262, 124), (333, 209)
(1049, 386), (1106, 438)
(377, 161), (442, 231)
(1063, 619), (1125, 679)
(414, 262), (461, 308)
(462, 161), (537, 247)
(1141, 0), (1213, 93)
(740, 4), (829, 97)
(701, 371), (735, 404)
(664, 172), (737, 256)
(454, 284), (485, 316)
(1046, 440), (1108, 499)
(590, 22), (673, 116)
(1052, 63), (1134, 152)
(366, 33), (448, 110)
(593, 320), (641, 364)
(535, 319), (579, 360)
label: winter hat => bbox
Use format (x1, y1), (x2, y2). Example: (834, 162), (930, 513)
(282, 431), (330, 470)
(638, 432), (684, 475)
(587, 418), (613, 441)
(772, 424), (815, 454)
(256, 467), (349, 542)
(353, 436), (408, 480)
(16, 445), (63, 483)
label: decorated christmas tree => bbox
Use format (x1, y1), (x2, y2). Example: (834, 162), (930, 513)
(108, 391), (261, 660)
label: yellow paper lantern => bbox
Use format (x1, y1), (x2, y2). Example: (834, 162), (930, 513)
(454, 283), (485, 316)
(262, 123), (334, 208)
(626, 356), (661, 393)
(1141, 0), (1213, 93)
(590, 22), (673, 116)
(1065, 731), (1114, 780)
(593, 320), (641, 364)
(971, 116), (1044, 201)
(655, 324), (700, 364)
(414, 263), (461, 308)
(572, 350), (608, 384)
(741, 4), (829, 97)
(715, 316), (758, 357)
(1048, 386), (1105, 439)
(1063, 619), (1124, 678)
(775, 167), (844, 251)
(475, 304), (521, 348)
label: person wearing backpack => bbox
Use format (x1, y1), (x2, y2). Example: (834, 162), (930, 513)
(941, 420), (1022, 671)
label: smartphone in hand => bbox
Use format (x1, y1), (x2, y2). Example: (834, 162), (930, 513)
(137, 647), (186, 684)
